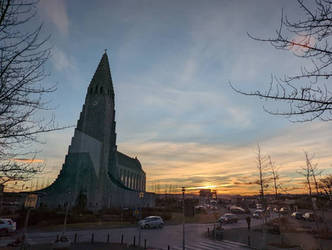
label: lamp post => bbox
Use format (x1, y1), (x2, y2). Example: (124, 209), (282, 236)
(182, 186), (185, 250)
(138, 191), (144, 247)
(62, 191), (72, 236)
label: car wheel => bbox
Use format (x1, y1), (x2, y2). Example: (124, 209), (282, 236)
(159, 223), (164, 228)
(144, 224), (150, 229)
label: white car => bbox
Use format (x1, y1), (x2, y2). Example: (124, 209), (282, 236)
(218, 213), (238, 223)
(0, 218), (16, 234)
(139, 216), (164, 229)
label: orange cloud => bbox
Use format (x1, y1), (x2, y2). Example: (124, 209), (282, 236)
(118, 122), (332, 195)
(12, 158), (44, 163)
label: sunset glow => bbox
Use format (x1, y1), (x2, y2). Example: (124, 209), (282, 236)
(12, 0), (331, 198)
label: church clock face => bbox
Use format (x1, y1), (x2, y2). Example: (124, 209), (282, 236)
(92, 100), (98, 106)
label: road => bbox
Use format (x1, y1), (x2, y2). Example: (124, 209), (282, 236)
(0, 218), (267, 249)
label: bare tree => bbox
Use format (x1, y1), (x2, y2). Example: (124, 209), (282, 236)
(298, 152), (314, 197)
(297, 152), (325, 246)
(0, 158), (43, 185)
(256, 144), (269, 207)
(319, 175), (332, 199)
(268, 156), (280, 200)
(308, 156), (323, 196)
(231, 0), (332, 122)
(0, 1), (65, 186)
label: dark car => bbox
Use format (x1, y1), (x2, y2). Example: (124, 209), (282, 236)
(291, 212), (303, 220)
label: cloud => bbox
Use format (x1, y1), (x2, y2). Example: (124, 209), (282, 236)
(12, 158), (44, 163)
(51, 47), (75, 72)
(39, 0), (69, 35)
(117, 121), (332, 195)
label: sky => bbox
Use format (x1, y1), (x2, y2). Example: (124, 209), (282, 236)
(7, 0), (332, 195)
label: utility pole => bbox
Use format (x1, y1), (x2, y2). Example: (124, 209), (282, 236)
(182, 186), (185, 250)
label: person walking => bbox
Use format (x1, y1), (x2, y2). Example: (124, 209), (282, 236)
(246, 216), (251, 230)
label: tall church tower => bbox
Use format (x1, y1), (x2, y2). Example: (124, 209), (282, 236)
(67, 52), (118, 206)
(39, 52), (154, 210)
(74, 52), (118, 178)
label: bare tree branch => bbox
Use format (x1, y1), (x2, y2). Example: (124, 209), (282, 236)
(231, 0), (332, 122)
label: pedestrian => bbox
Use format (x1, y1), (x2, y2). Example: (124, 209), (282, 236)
(246, 216), (251, 230)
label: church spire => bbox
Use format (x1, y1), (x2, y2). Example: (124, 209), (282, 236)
(88, 52), (114, 97)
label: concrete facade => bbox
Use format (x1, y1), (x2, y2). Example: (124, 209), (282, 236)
(39, 53), (155, 210)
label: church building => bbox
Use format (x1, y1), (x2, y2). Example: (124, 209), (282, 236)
(39, 53), (155, 210)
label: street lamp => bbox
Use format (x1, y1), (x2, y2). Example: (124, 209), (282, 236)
(138, 191), (144, 247)
(62, 191), (72, 236)
(182, 186), (185, 250)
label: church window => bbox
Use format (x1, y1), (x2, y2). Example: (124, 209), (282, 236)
(100, 86), (103, 94)
(95, 86), (98, 94)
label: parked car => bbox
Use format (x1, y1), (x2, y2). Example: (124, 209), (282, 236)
(0, 218), (16, 235)
(302, 212), (314, 221)
(218, 213), (238, 223)
(291, 212), (303, 220)
(302, 212), (322, 222)
(138, 216), (164, 229)
(252, 209), (264, 219)
(279, 207), (289, 215)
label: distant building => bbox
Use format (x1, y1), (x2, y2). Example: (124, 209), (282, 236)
(38, 53), (154, 210)
(199, 189), (217, 202)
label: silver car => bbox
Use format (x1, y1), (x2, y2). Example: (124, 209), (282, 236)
(218, 213), (238, 223)
(139, 216), (164, 229)
(0, 218), (16, 235)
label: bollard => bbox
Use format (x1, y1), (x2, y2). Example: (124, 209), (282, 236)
(56, 234), (59, 241)
(91, 233), (94, 244)
(207, 227), (210, 236)
(168, 245), (170, 250)
(144, 239), (147, 249)
(121, 234), (124, 244)
(74, 233), (77, 244)
(107, 233), (110, 243)
(133, 236), (136, 247)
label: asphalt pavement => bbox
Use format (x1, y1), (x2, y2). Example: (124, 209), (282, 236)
(0, 218), (266, 249)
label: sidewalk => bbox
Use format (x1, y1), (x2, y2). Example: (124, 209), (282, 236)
(220, 226), (332, 250)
